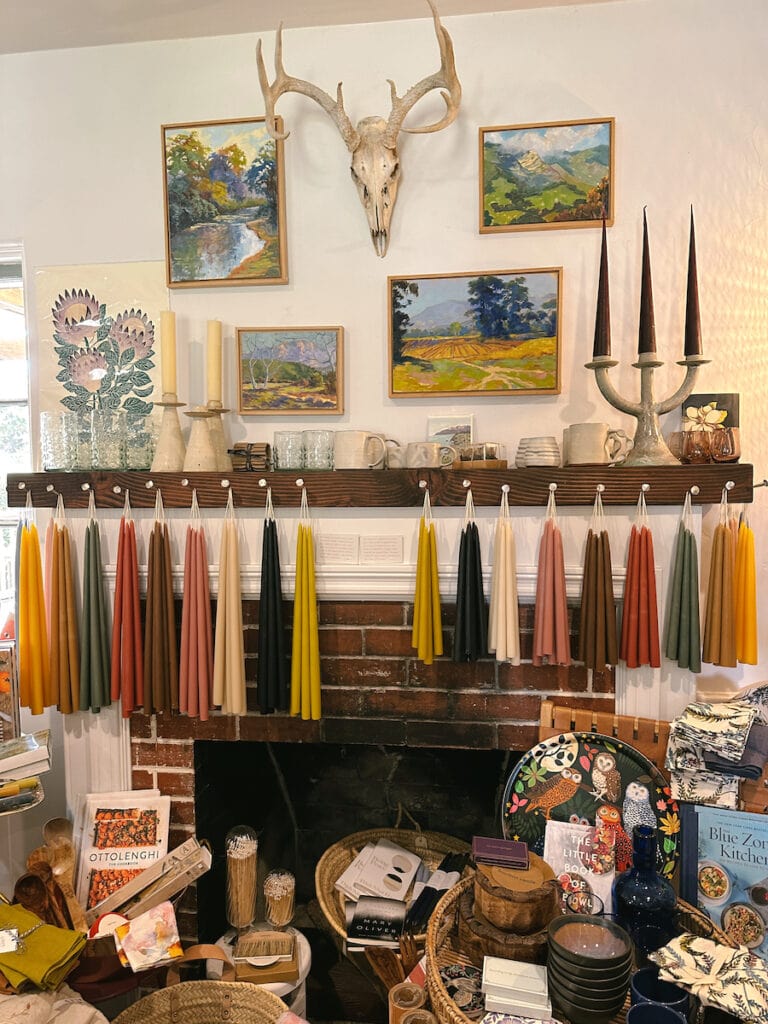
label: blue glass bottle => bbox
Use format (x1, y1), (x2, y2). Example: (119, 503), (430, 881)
(613, 824), (677, 964)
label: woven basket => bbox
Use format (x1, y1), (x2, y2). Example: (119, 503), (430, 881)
(315, 827), (470, 944)
(113, 944), (288, 1024)
(425, 875), (737, 1024)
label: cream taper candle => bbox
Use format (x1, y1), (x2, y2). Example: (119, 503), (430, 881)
(206, 319), (223, 405)
(160, 310), (177, 396)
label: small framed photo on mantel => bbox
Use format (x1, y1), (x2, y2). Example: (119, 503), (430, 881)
(479, 117), (614, 233)
(237, 327), (344, 415)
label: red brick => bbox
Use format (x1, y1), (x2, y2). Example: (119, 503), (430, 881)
(321, 657), (406, 686)
(409, 659), (497, 689)
(157, 771), (195, 797)
(501, 663), (589, 692)
(406, 721), (496, 749)
(132, 741), (194, 769)
(132, 768), (154, 790)
(497, 723), (540, 751)
(452, 691), (541, 721)
(238, 715), (322, 743)
(362, 688), (447, 719)
(319, 627), (364, 656)
(322, 689), (363, 716)
(154, 713), (237, 742)
(129, 714), (153, 738)
(319, 601), (405, 626)
(407, 604), (457, 628)
(243, 626), (259, 654)
(364, 628), (414, 657)
(242, 600), (259, 625)
(323, 718), (407, 746)
(591, 669), (615, 693)
(518, 605), (535, 631)
(170, 799), (196, 826)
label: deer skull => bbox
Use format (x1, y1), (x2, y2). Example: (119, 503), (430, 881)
(256, 0), (461, 257)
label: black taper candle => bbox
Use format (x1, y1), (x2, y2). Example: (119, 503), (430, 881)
(684, 207), (702, 357)
(638, 208), (657, 355)
(592, 218), (611, 358)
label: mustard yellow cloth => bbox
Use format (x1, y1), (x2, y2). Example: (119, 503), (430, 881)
(0, 904), (85, 991)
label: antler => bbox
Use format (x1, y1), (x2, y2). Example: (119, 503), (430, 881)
(381, 0), (461, 148)
(256, 28), (360, 152)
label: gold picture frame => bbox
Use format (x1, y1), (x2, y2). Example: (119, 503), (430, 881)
(237, 327), (344, 415)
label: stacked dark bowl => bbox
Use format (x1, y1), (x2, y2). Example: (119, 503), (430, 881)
(547, 915), (633, 1024)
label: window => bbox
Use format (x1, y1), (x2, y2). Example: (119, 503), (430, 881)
(0, 244), (31, 606)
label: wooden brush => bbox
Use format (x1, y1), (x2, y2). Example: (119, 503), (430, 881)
(234, 931), (295, 960)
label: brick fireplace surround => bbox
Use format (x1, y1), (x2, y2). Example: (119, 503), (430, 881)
(130, 598), (614, 940)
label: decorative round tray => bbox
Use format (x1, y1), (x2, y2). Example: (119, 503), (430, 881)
(501, 731), (680, 877)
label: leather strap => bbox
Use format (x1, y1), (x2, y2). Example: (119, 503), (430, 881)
(166, 942), (235, 985)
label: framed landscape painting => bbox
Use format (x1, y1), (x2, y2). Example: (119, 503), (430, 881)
(389, 269), (561, 398)
(480, 117), (614, 232)
(237, 327), (343, 415)
(162, 117), (287, 287)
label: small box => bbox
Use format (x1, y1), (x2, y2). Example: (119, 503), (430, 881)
(235, 946), (299, 985)
(472, 837), (529, 870)
(481, 956), (548, 1005)
(484, 992), (552, 1020)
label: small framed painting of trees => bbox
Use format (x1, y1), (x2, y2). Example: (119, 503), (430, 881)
(389, 269), (561, 398)
(480, 117), (614, 232)
(237, 327), (343, 414)
(162, 117), (287, 287)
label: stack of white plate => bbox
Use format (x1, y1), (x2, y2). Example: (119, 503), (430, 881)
(515, 436), (561, 467)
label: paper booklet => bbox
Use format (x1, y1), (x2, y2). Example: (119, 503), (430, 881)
(543, 819), (616, 913)
(75, 790), (171, 912)
(0, 729), (50, 777)
(335, 838), (422, 902)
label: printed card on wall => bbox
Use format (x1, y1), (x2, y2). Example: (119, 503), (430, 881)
(543, 819), (616, 912)
(34, 261), (168, 443)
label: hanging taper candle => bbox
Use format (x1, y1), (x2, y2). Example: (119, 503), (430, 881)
(48, 495), (80, 713)
(80, 491), (111, 713)
(290, 488), (321, 720)
(143, 491), (178, 714)
(578, 487), (618, 673)
(533, 485), (571, 667)
(179, 490), (214, 720)
(257, 488), (289, 713)
(702, 488), (737, 668)
(453, 487), (487, 663)
(664, 490), (701, 672)
(111, 491), (144, 717)
(213, 489), (246, 715)
(411, 487), (443, 665)
(619, 487), (661, 669)
(17, 493), (51, 714)
(488, 486), (520, 665)
(734, 510), (757, 665)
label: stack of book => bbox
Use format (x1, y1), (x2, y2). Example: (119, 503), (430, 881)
(481, 956), (553, 1022)
(344, 895), (407, 953)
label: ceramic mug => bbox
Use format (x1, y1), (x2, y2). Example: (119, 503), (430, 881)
(333, 430), (387, 469)
(630, 967), (689, 1017)
(563, 422), (633, 465)
(404, 441), (457, 468)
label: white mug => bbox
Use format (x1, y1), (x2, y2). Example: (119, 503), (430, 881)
(333, 430), (387, 469)
(404, 441), (457, 468)
(563, 422), (633, 465)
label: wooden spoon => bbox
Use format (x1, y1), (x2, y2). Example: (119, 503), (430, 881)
(48, 838), (87, 932)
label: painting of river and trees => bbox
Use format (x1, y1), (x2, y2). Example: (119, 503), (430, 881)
(480, 118), (614, 232)
(238, 327), (343, 414)
(162, 117), (287, 287)
(389, 269), (561, 398)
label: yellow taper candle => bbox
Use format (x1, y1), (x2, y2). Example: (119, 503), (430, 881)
(206, 320), (223, 405)
(160, 310), (177, 396)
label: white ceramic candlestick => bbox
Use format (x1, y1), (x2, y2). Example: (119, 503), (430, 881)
(207, 401), (234, 471)
(151, 394), (186, 472)
(183, 407), (218, 472)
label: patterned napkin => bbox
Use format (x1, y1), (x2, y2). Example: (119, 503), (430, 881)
(649, 933), (768, 1024)
(669, 768), (740, 809)
(669, 701), (758, 763)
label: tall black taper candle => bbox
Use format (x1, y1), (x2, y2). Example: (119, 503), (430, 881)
(638, 208), (657, 355)
(592, 218), (611, 358)
(684, 207), (702, 357)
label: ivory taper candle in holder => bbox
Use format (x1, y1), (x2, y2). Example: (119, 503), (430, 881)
(226, 825), (259, 934)
(160, 310), (177, 398)
(206, 319), (223, 405)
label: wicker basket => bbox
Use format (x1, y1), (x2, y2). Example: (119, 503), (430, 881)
(425, 875), (737, 1024)
(315, 827), (470, 944)
(113, 944), (288, 1024)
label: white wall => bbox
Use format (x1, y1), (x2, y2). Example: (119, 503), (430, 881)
(0, 0), (766, 849)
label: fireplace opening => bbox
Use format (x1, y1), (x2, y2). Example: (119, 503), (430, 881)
(194, 741), (513, 1020)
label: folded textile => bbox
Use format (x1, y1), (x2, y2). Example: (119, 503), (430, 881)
(735, 680), (768, 723)
(671, 700), (758, 763)
(703, 722), (768, 779)
(665, 730), (704, 772)
(0, 982), (109, 1023)
(0, 903), (86, 991)
(670, 769), (740, 808)
(649, 933), (768, 1024)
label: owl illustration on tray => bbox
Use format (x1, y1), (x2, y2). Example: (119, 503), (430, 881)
(502, 731), (680, 878)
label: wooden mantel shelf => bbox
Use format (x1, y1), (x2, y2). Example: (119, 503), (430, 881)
(7, 464), (754, 510)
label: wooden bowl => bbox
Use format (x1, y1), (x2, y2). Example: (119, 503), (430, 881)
(474, 855), (560, 934)
(457, 889), (552, 965)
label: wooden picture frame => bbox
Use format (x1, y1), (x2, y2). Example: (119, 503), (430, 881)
(389, 268), (561, 398)
(162, 117), (287, 288)
(237, 327), (344, 415)
(479, 117), (614, 233)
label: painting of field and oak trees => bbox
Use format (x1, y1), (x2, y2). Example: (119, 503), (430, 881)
(480, 118), (614, 232)
(237, 327), (343, 415)
(389, 269), (561, 398)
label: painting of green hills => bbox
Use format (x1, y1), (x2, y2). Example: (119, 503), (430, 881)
(480, 118), (613, 232)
